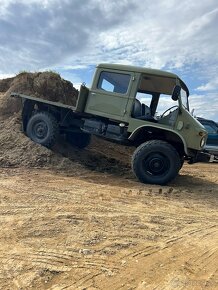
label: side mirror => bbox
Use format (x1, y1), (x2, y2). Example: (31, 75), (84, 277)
(172, 85), (181, 101)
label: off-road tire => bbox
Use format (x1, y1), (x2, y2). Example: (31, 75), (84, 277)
(66, 132), (91, 149)
(132, 140), (181, 185)
(180, 156), (185, 169)
(26, 111), (59, 148)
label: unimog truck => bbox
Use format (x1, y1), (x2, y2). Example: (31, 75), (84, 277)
(11, 63), (209, 185)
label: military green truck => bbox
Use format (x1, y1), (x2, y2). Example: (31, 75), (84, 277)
(11, 63), (209, 185)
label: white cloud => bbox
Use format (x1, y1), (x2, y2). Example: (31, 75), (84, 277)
(55, 65), (89, 71)
(179, 8), (218, 39)
(1, 0), (217, 73)
(189, 93), (218, 120)
(196, 77), (218, 91)
(0, 73), (15, 79)
(0, 0), (217, 120)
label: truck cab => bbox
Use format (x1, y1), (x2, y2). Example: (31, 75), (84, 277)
(82, 64), (207, 159)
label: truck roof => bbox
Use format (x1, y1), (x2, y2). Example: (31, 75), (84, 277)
(97, 63), (189, 95)
(98, 63), (178, 78)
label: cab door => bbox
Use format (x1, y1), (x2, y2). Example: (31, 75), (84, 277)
(85, 70), (134, 121)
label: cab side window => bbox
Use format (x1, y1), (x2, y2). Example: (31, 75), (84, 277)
(97, 71), (131, 94)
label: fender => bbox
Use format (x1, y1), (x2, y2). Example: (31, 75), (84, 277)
(128, 125), (188, 155)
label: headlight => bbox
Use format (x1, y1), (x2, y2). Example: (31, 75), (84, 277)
(200, 137), (206, 148)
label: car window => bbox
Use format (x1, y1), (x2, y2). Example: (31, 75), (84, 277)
(203, 124), (217, 134)
(156, 94), (178, 117)
(97, 71), (131, 94)
(136, 92), (152, 106)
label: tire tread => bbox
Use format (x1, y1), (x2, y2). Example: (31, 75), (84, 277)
(132, 140), (180, 185)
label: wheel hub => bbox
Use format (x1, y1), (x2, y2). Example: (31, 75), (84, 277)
(144, 153), (169, 176)
(149, 157), (164, 172)
(34, 122), (48, 139)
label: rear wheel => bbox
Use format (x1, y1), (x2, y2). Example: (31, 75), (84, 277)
(26, 111), (59, 148)
(132, 140), (181, 185)
(66, 132), (91, 149)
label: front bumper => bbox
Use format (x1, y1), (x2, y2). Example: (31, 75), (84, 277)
(188, 151), (214, 163)
(203, 145), (218, 156)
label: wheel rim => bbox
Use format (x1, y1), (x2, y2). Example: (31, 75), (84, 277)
(142, 153), (170, 176)
(32, 121), (48, 140)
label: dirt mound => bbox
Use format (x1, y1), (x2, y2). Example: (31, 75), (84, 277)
(0, 71), (79, 116)
(0, 73), (132, 175)
(0, 77), (14, 92)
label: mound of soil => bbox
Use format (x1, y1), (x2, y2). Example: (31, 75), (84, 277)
(0, 77), (14, 92)
(0, 71), (79, 116)
(0, 73), (132, 175)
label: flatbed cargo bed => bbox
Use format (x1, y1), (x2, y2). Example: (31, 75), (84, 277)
(11, 92), (77, 111)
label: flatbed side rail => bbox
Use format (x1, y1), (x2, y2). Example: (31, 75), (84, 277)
(10, 92), (77, 111)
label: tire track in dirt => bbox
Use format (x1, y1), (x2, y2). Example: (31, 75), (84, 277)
(35, 224), (218, 290)
(183, 228), (218, 282)
(88, 223), (218, 289)
(0, 166), (217, 289)
(29, 249), (121, 272)
(119, 224), (217, 260)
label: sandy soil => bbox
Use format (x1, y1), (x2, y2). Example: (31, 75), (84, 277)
(0, 163), (217, 290)
(0, 76), (217, 290)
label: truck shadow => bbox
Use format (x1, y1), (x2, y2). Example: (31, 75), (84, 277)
(53, 139), (133, 176)
(171, 172), (218, 191)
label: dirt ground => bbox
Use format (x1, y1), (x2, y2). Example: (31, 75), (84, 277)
(0, 76), (217, 289)
(0, 162), (217, 290)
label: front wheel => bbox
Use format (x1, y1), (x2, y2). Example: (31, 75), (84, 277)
(132, 140), (181, 185)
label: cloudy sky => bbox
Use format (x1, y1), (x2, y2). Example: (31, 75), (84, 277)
(0, 0), (217, 120)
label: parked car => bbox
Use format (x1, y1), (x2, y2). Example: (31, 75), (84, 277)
(197, 117), (218, 162)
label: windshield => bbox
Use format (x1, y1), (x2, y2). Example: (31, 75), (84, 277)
(180, 88), (189, 110)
